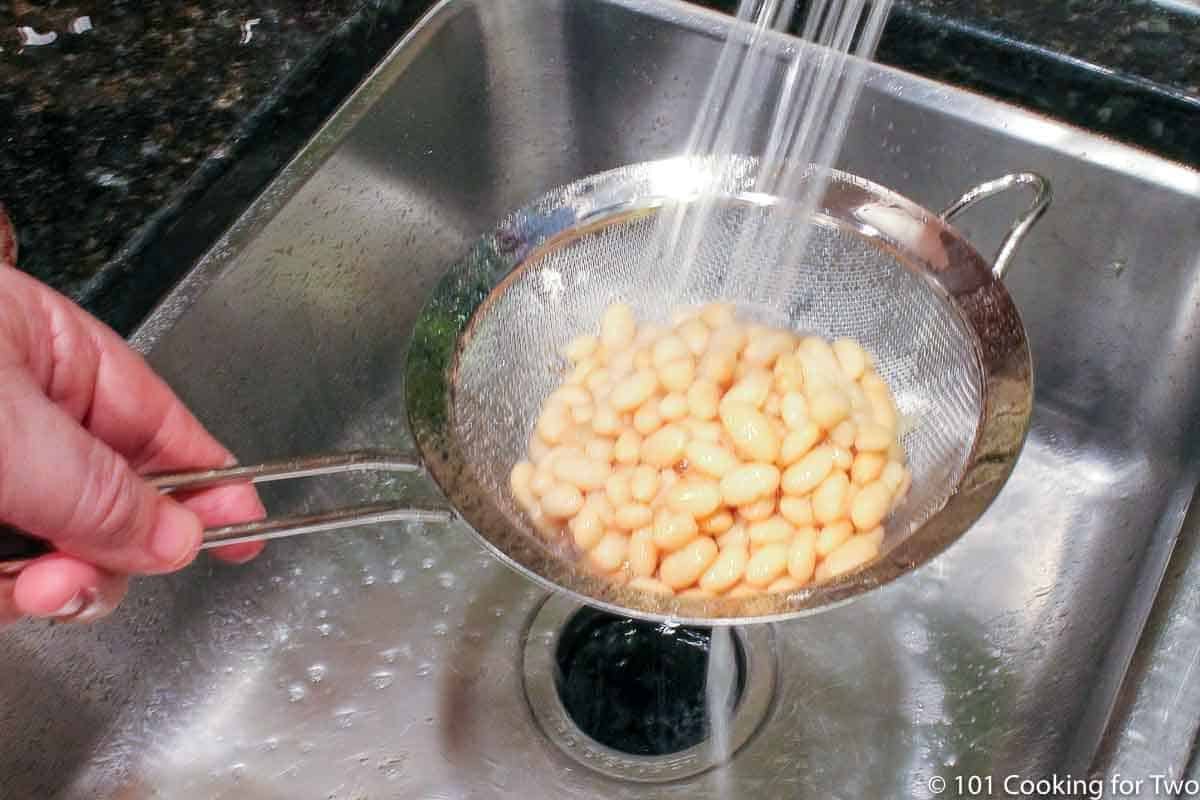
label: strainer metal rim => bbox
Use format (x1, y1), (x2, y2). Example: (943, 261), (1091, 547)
(406, 155), (1036, 625)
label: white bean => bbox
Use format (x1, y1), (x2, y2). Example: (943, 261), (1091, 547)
(553, 454), (610, 491)
(591, 403), (621, 436)
(686, 380), (721, 420)
(686, 440), (739, 479)
(700, 542), (749, 593)
(773, 352), (803, 394)
(782, 445), (835, 495)
(717, 525), (748, 550)
(737, 496), (776, 522)
(779, 496), (814, 527)
(830, 420), (857, 449)
(815, 534), (880, 583)
(610, 370), (658, 412)
(812, 471), (851, 524)
(653, 508), (699, 552)
(855, 421), (893, 452)
(628, 527), (659, 578)
(652, 335), (689, 368)
(585, 438), (614, 464)
(542, 483), (584, 518)
(701, 510), (736, 535)
(677, 317), (710, 355)
(780, 391), (808, 429)
(809, 387), (850, 430)
(613, 429), (642, 465)
(719, 402), (780, 463)
(881, 461), (907, 493)
(605, 471), (632, 507)
(641, 424), (689, 468)
(660, 538), (719, 590)
(614, 503), (652, 531)
(629, 576), (673, 596)
(600, 303), (636, 352)
(767, 576), (802, 594)
(779, 422), (822, 467)
(569, 508), (604, 550)
(666, 478), (723, 518)
(745, 543), (789, 587)
(659, 358), (696, 393)
(832, 338), (868, 381)
(588, 530), (629, 573)
(633, 400), (664, 436)
(630, 464), (660, 503)
(851, 480), (892, 531)
(815, 520), (853, 556)
(743, 331), (794, 367)
(530, 467), (556, 498)
(510, 461), (536, 511)
(748, 515), (793, 545)
(723, 368), (771, 408)
(787, 526), (818, 584)
(536, 402), (572, 444)
(720, 463), (781, 507)
(564, 334), (599, 363)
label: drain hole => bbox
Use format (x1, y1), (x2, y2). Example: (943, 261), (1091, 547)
(553, 608), (747, 756)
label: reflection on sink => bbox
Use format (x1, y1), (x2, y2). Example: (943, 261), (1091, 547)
(3, 0), (1200, 797)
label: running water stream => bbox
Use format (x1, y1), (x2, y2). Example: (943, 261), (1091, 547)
(683, 0), (893, 783)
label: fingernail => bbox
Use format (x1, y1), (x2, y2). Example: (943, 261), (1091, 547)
(49, 592), (84, 618)
(150, 502), (202, 569)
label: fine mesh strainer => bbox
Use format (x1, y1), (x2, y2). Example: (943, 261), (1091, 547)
(409, 155), (1047, 623)
(0, 157), (1048, 625)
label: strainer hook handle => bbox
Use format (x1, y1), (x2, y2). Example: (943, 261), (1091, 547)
(0, 450), (457, 573)
(939, 172), (1051, 280)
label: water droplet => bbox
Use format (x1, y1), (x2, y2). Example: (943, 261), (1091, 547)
(307, 664), (327, 683)
(389, 568), (406, 584)
(416, 663), (433, 677)
(370, 670), (395, 689)
(317, 609), (329, 619)
(299, 741), (315, 754)
(230, 762), (246, 781)
(335, 709), (356, 729)
(263, 737), (279, 752)
(317, 623), (333, 637)
(436, 572), (456, 589)
(421, 557), (436, 570)
(361, 574), (376, 587)
(287, 683), (307, 702)
(433, 622), (449, 637)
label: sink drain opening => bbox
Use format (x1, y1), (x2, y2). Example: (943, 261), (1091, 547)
(554, 607), (748, 756)
(523, 595), (777, 783)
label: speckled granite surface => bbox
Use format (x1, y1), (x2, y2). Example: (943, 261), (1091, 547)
(0, 0), (1197, 333)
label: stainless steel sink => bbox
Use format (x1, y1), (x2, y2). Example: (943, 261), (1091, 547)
(5, 1), (1200, 797)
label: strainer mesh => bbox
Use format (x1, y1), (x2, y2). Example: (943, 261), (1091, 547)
(454, 200), (982, 553)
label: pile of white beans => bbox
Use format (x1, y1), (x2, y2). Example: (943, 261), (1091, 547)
(509, 303), (910, 598)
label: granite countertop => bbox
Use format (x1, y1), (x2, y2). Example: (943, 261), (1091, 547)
(1, 0), (1197, 334)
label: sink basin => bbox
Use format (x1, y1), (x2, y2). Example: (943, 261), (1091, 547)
(4, 0), (1200, 796)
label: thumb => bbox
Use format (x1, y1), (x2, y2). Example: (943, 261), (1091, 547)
(0, 367), (202, 574)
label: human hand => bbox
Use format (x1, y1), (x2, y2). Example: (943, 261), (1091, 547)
(0, 262), (266, 625)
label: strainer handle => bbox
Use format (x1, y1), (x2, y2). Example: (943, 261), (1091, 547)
(0, 450), (456, 573)
(940, 172), (1052, 280)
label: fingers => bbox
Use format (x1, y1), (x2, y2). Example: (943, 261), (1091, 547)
(0, 366), (204, 574)
(176, 483), (267, 564)
(0, 268), (266, 574)
(11, 554), (128, 622)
